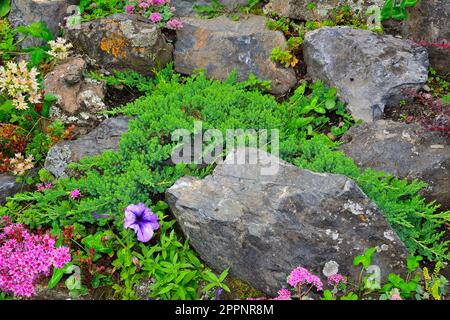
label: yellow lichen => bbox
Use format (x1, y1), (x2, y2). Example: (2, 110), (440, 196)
(100, 30), (129, 59)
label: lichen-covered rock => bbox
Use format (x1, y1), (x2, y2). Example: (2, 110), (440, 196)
(265, 0), (384, 21)
(44, 57), (107, 133)
(174, 15), (297, 95)
(398, 0), (449, 74)
(340, 120), (450, 210)
(166, 148), (409, 295)
(66, 14), (173, 76)
(303, 27), (429, 122)
(0, 174), (21, 205)
(8, 0), (78, 47)
(44, 117), (129, 178)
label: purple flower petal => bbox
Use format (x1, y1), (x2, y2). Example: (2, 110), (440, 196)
(123, 203), (159, 243)
(135, 222), (155, 243)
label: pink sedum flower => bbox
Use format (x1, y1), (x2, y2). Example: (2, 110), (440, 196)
(139, 2), (150, 9)
(37, 183), (53, 192)
(327, 273), (347, 286)
(166, 18), (183, 30)
(150, 12), (162, 23)
(288, 266), (323, 291)
(0, 219), (71, 297)
(273, 288), (292, 300)
(152, 0), (166, 5)
(70, 188), (81, 199)
(126, 5), (135, 14)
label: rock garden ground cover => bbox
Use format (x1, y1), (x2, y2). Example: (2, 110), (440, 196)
(0, 0), (449, 301)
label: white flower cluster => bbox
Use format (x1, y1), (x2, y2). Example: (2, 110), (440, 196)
(9, 153), (34, 176)
(48, 37), (73, 60)
(0, 60), (41, 110)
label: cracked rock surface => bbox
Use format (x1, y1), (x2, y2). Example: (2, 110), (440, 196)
(166, 148), (409, 295)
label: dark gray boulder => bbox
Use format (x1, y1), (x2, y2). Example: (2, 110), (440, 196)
(172, 0), (248, 17)
(340, 120), (450, 210)
(0, 174), (21, 205)
(303, 26), (429, 122)
(8, 0), (79, 47)
(265, 0), (384, 21)
(401, 0), (449, 74)
(166, 148), (409, 295)
(44, 117), (129, 178)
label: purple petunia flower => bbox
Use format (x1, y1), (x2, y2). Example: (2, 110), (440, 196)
(124, 203), (159, 243)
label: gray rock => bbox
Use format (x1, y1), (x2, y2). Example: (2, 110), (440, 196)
(303, 26), (429, 122)
(265, 0), (385, 21)
(398, 0), (449, 75)
(44, 117), (129, 178)
(0, 174), (21, 205)
(166, 148), (409, 295)
(8, 0), (79, 47)
(174, 15), (297, 95)
(340, 120), (450, 210)
(173, 0), (248, 17)
(66, 14), (173, 76)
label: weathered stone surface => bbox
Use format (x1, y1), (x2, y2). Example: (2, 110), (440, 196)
(340, 120), (450, 210)
(174, 15), (297, 95)
(0, 174), (21, 205)
(265, 0), (384, 21)
(303, 27), (429, 122)
(44, 57), (107, 132)
(44, 117), (129, 178)
(399, 0), (449, 75)
(8, 0), (78, 47)
(173, 0), (248, 17)
(166, 148), (409, 295)
(66, 14), (173, 76)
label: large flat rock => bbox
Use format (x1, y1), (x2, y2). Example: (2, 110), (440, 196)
(303, 26), (429, 122)
(166, 148), (409, 295)
(66, 14), (173, 76)
(340, 120), (450, 210)
(44, 117), (129, 178)
(174, 15), (297, 95)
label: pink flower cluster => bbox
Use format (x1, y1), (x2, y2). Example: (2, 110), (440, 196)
(273, 288), (292, 300)
(327, 273), (347, 286)
(126, 0), (183, 30)
(37, 183), (53, 192)
(288, 266), (323, 291)
(0, 217), (71, 297)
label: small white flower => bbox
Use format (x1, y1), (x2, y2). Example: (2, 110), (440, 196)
(48, 37), (73, 60)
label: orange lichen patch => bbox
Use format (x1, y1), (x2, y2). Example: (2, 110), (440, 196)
(100, 30), (129, 59)
(193, 28), (209, 50)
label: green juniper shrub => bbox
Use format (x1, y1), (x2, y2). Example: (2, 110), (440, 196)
(1, 66), (449, 299)
(79, 0), (126, 21)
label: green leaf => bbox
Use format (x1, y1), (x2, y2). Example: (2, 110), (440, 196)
(22, 46), (50, 67)
(353, 247), (377, 268)
(407, 256), (422, 273)
(219, 268), (229, 282)
(15, 21), (53, 41)
(47, 268), (66, 289)
(322, 290), (334, 300)
(340, 292), (358, 300)
(325, 99), (336, 110)
(47, 262), (73, 289)
(42, 93), (57, 118)
(0, 0), (11, 17)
